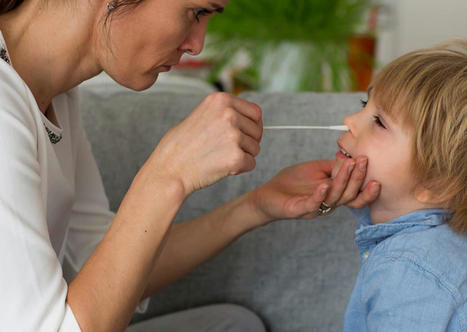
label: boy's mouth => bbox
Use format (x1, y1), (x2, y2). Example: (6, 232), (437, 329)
(340, 148), (352, 158)
(337, 142), (353, 159)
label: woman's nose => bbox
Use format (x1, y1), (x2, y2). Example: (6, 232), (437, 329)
(180, 25), (207, 56)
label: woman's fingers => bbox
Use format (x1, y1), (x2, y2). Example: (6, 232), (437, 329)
(148, 92), (265, 195)
(302, 183), (331, 218)
(331, 156), (345, 179)
(229, 94), (262, 123)
(324, 156), (379, 210)
(288, 183), (330, 218)
(206, 92), (261, 123)
(324, 158), (355, 205)
(238, 133), (261, 157)
(336, 157), (368, 205)
(258, 116), (264, 140)
(229, 149), (257, 175)
(233, 110), (262, 141)
(224, 107), (261, 156)
(347, 181), (381, 208)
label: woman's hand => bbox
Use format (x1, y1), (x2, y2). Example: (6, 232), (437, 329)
(145, 92), (263, 196)
(249, 157), (380, 225)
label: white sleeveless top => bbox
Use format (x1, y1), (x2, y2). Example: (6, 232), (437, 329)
(0, 31), (147, 331)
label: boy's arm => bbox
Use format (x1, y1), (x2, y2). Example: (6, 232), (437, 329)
(358, 256), (462, 331)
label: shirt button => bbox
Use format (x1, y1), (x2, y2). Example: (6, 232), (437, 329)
(362, 251), (370, 260)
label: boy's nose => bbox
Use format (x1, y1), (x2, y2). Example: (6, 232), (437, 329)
(344, 112), (358, 135)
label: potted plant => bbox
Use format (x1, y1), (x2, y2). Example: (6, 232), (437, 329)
(206, 0), (372, 92)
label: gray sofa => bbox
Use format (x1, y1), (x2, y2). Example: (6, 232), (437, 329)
(79, 85), (365, 332)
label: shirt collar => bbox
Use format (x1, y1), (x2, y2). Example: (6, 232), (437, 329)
(349, 207), (451, 251)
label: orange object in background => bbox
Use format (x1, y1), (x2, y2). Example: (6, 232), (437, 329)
(348, 34), (376, 91)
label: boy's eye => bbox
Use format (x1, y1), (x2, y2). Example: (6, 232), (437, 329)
(360, 98), (368, 108)
(193, 8), (212, 22)
(373, 115), (386, 129)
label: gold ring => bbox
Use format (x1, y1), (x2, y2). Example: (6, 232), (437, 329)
(318, 201), (334, 215)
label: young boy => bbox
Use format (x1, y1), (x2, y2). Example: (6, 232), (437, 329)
(334, 41), (467, 331)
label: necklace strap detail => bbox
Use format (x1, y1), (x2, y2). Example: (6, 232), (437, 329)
(44, 125), (62, 144)
(0, 48), (10, 65)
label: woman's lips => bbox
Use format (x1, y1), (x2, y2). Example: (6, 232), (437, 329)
(159, 65), (172, 72)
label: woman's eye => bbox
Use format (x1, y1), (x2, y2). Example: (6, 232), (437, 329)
(360, 98), (368, 108)
(373, 115), (386, 129)
(193, 8), (211, 22)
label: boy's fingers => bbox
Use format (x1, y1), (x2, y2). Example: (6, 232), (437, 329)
(347, 181), (381, 208)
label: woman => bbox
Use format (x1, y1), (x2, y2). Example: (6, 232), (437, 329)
(0, 0), (380, 331)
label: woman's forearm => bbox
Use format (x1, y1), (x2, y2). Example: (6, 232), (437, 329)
(141, 157), (377, 298)
(66, 172), (186, 332)
(142, 190), (265, 297)
(142, 157), (377, 299)
(65, 92), (264, 331)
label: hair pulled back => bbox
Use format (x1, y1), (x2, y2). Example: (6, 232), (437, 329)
(0, 0), (143, 18)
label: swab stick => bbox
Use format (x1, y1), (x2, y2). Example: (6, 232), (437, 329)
(263, 125), (348, 131)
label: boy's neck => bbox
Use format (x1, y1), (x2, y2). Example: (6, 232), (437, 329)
(368, 198), (442, 224)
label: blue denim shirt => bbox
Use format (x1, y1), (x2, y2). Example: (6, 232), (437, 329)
(343, 208), (467, 332)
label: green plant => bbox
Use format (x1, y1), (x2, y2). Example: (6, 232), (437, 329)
(206, 0), (371, 92)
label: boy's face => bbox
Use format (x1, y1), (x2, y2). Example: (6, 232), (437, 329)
(335, 93), (420, 222)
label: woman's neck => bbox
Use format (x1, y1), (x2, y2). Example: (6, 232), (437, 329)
(0, 0), (104, 113)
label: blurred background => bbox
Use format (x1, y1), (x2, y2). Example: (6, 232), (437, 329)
(83, 0), (467, 95)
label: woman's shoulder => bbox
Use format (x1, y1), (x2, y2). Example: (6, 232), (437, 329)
(0, 60), (41, 132)
(0, 59), (31, 102)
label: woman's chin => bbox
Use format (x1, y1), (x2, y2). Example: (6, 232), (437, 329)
(124, 74), (159, 91)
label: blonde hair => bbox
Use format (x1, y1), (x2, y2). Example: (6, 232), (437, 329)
(370, 40), (467, 234)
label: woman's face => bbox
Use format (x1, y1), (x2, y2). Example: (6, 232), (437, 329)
(99, 0), (228, 90)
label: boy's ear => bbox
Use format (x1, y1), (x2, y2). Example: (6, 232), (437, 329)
(414, 185), (453, 205)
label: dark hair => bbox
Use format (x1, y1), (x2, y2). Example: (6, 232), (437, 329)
(104, 0), (143, 25)
(0, 0), (142, 19)
(0, 0), (23, 14)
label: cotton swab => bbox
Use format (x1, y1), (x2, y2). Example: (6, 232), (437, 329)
(263, 125), (348, 131)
